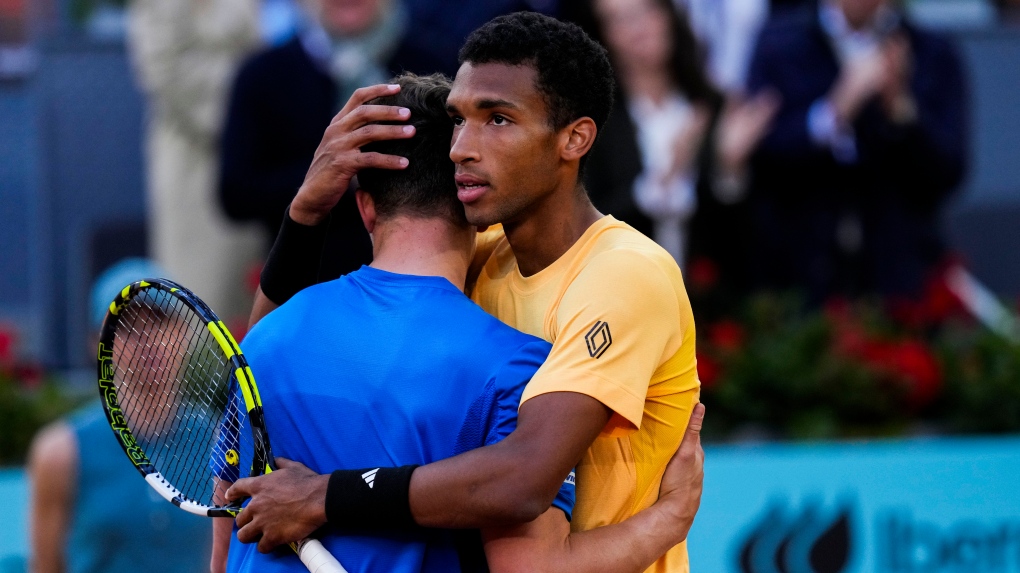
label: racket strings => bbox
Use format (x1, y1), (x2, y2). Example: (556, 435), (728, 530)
(111, 289), (254, 507)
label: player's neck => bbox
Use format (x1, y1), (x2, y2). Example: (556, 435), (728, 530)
(369, 215), (474, 291)
(502, 183), (602, 277)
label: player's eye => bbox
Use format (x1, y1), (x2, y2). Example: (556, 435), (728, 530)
(491, 114), (509, 126)
(451, 116), (465, 126)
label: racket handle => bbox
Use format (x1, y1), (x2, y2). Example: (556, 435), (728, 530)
(293, 538), (348, 573)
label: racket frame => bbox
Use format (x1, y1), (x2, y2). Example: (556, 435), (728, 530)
(97, 278), (274, 518)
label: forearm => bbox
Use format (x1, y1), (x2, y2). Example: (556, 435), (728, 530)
(484, 503), (688, 573)
(211, 480), (233, 573)
(559, 504), (686, 573)
(409, 440), (556, 528)
(248, 287), (280, 329)
(409, 393), (609, 529)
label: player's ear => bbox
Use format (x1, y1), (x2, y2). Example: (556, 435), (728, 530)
(355, 189), (377, 234)
(560, 117), (597, 164)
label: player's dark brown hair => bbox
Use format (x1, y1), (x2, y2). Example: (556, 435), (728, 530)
(358, 73), (464, 224)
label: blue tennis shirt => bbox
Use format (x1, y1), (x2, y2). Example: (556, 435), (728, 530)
(223, 266), (573, 573)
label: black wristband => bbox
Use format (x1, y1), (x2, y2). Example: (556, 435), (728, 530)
(325, 465), (419, 530)
(259, 205), (330, 305)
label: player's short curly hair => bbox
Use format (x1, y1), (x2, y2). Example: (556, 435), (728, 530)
(358, 73), (464, 224)
(459, 11), (615, 138)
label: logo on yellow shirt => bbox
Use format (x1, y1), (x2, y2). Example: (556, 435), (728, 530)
(585, 321), (612, 358)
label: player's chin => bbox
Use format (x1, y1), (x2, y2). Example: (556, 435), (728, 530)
(463, 203), (502, 229)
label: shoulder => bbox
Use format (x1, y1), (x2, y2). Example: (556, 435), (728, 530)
(242, 280), (339, 353)
(461, 298), (552, 358)
(559, 221), (685, 316)
(28, 419), (78, 479)
(582, 220), (684, 287)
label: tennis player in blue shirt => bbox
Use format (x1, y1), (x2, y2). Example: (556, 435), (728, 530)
(212, 73), (704, 573)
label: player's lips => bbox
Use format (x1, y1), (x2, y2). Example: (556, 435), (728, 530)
(455, 174), (491, 203)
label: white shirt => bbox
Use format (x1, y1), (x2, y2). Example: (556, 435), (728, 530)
(628, 93), (699, 268)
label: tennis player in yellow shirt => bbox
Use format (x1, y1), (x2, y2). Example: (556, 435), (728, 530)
(230, 12), (701, 573)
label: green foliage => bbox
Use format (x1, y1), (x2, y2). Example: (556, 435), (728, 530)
(937, 326), (1020, 433)
(0, 370), (85, 466)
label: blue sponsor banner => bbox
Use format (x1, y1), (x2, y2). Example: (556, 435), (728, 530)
(690, 437), (1020, 573)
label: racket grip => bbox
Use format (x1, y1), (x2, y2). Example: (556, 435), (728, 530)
(294, 538), (348, 573)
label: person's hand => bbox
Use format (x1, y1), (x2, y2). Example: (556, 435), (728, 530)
(879, 34), (917, 123)
(666, 104), (713, 182)
(226, 458), (330, 553)
(289, 84), (416, 226)
(830, 49), (886, 124)
(716, 91), (781, 173)
(654, 403), (705, 543)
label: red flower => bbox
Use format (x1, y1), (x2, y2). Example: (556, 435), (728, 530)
(823, 297), (852, 322)
(709, 320), (746, 352)
(921, 268), (963, 323)
(858, 339), (942, 407)
(0, 325), (15, 368)
(13, 363), (43, 390)
(696, 352), (721, 389)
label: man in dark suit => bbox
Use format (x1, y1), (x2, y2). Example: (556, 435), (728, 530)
(746, 0), (968, 301)
(218, 0), (436, 279)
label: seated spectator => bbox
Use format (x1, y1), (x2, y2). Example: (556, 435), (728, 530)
(28, 259), (211, 573)
(746, 0), (968, 302)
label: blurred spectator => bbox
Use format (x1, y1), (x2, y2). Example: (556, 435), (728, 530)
(28, 258), (211, 573)
(573, 0), (738, 277)
(128, 0), (266, 319)
(677, 0), (769, 94)
(218, 0), (430, 279)
(574, 0), (718, 269)
(746, 0), (968, 302)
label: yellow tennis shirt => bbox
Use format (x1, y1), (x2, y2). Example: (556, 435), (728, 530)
(470, 215), (701, 573)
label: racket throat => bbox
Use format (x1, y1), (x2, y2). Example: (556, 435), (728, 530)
(248, 406), (277, 473)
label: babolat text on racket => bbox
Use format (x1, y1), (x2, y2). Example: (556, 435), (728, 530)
(97, 278), (345, 573)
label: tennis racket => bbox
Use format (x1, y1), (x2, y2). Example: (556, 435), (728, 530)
(96, 278), (346, 573)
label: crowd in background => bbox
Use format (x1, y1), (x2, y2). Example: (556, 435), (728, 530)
(116, 0), (972, 324)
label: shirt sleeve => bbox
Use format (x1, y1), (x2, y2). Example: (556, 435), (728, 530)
(483, 339), (576, 520)
(521, 250), (684, 436)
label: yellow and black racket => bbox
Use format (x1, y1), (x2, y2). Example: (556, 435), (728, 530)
(97, 278), (345, 573)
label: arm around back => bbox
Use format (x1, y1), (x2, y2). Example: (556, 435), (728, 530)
(482, 404), (706, 573)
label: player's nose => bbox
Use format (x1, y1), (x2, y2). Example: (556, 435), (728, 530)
(450, 124), (480, 164)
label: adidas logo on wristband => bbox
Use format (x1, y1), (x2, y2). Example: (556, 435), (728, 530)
(362, 468), (380, 489)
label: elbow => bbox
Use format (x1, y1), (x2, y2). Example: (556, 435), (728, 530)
(492, 478), (556, 524)
(484, 491), (547, 524)
(507, 498), (548, 525)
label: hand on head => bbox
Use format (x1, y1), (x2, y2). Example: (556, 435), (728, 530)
(290, 84), (414, 226)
